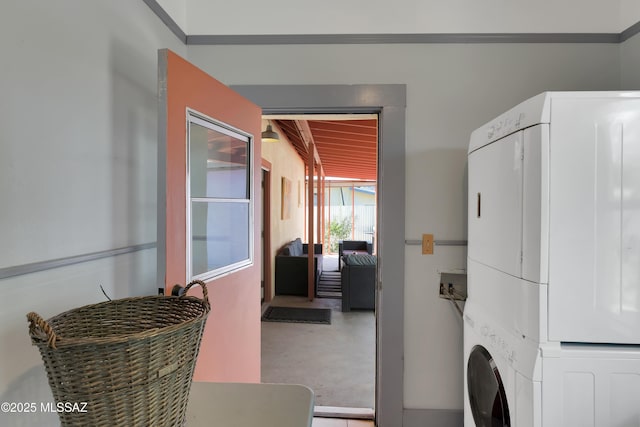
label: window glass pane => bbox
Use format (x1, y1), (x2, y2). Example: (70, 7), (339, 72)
(190, 121), (248, 199)
(191, 201), (250, 276)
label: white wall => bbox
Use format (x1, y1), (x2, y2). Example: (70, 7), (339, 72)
(186, 42), (621, 410)
(155, 0), (187, 31)
(621, 0), (640, 31)
(622, 33), (640, 88)
(0, 1), (185, 425)
(187, 0), (622, 35)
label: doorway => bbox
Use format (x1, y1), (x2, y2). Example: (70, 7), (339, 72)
(260, 113), (378, 416)
(234, 81), (406, 427)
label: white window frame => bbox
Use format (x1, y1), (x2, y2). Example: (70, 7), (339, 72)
(186, 109), (254, 282)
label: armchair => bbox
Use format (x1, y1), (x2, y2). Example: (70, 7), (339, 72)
(341, 253), (376, 311)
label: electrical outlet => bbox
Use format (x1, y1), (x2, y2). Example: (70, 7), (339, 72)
(422, 233), (434, 255)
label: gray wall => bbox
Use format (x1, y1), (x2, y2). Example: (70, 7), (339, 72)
(0, 1), (185, 425)
(186, 42), (621, 411)
(622, 32), (640, 87)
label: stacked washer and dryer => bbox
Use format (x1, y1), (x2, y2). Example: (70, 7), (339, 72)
(464, 92), (640, 427)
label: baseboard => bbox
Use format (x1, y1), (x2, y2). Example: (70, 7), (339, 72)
(314, 406), (374, 420)
(403, 408), (463, 427)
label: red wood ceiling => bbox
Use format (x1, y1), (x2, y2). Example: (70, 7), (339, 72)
(273, 118), (378, 181)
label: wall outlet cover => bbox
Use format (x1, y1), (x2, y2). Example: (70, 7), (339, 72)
(422, 233), (434, 255)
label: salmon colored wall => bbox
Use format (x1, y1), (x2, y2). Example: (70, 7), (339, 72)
(260, 120), (306, 300)
(162, 49), (261, 382)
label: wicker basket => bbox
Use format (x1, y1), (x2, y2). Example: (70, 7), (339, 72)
(27, 280), (210, 427)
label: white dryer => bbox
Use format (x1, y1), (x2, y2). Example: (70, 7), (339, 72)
(468, 91), (640, 346)
(465, 91), (640, 426)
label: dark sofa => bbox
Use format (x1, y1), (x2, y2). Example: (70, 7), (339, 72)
(275, 238), (323, 296)
(341, 253), (376, 311)
(338, 240), (373, 270)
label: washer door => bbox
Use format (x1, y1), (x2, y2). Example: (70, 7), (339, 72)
(467, 345), (511, 427)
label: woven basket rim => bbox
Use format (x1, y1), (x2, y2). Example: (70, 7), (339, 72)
(29, 294), (210, 349)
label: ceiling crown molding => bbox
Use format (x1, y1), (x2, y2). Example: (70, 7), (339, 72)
(186, 33), (622, 45)
(143, 0), (187, 44)
(621, 20), (640, 42)
(143, 0), (639, 45)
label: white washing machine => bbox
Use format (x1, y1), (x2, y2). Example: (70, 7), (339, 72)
(465, 91), (640, 426)
(464, 299), (540, 427)
(464, 299), (640, 427)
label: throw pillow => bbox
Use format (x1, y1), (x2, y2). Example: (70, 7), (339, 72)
(343, 254), (376, 266)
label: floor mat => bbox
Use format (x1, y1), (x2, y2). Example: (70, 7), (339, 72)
(261, 306), (331, 324)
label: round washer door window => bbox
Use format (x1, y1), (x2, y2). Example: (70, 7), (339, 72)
(467, 345), (511, 427)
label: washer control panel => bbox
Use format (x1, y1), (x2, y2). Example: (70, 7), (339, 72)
(479, 323), (517, 365)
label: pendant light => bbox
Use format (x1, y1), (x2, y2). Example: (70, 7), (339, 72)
(261, 122), (280, 143)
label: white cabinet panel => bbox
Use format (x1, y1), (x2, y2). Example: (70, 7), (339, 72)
(522, 125), (549, 284)
(468, 131), (523, 278)
(542, 346), (640, 427)
(548, 97), (640, 344)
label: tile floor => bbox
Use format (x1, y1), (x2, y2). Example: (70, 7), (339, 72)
(312, 418), (374, 427)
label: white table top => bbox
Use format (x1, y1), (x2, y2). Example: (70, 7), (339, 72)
(185, 381), (314, 427)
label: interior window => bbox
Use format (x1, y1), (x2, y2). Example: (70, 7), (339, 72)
(188, 111), (253, 280)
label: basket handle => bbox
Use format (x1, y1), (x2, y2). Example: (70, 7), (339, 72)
(26, 312), (58, 349)
(182, 279), (210, 311)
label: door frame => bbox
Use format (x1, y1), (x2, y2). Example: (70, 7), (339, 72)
(261, 159), (272, 302)
(233, 84), (406, 426)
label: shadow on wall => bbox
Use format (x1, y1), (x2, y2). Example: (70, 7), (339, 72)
(0, 365), (58, 427)
(109, 37), (159, 297)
